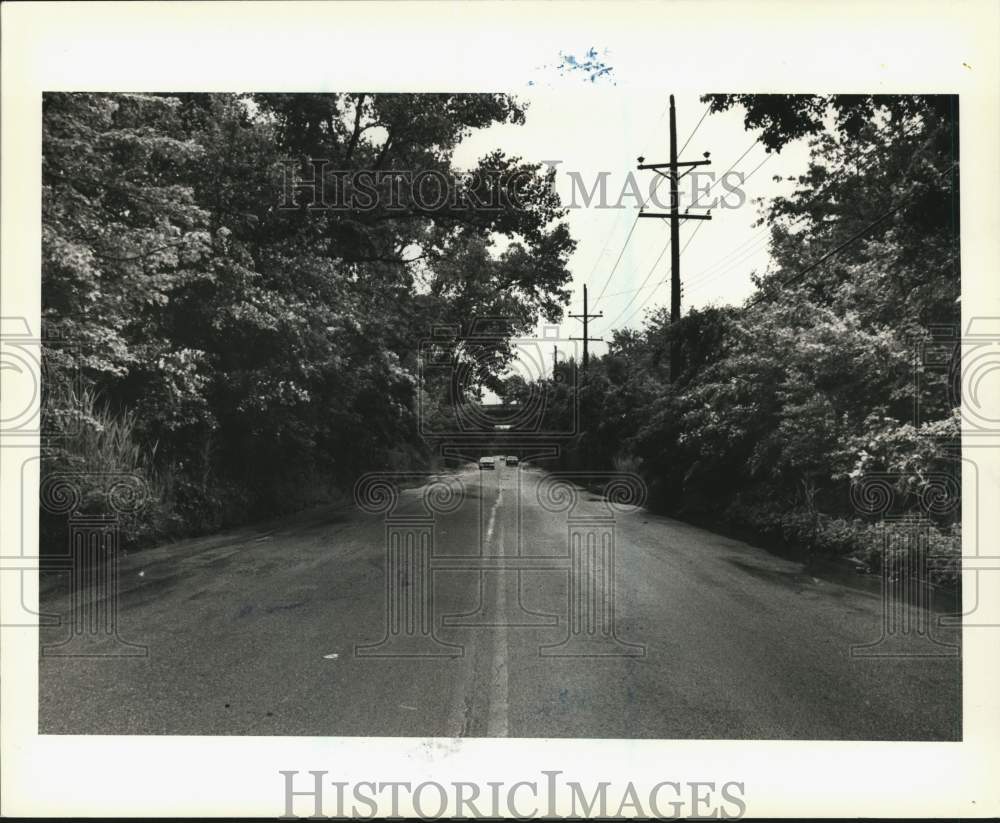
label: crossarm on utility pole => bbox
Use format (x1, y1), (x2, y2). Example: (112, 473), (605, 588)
(633, 94), (713, 381)
(568, 283), (604, 372)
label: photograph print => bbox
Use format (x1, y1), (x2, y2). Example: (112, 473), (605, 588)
(36, 89), (962, 741)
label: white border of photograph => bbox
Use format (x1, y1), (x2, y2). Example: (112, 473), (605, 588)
(2, 1), (999, 817)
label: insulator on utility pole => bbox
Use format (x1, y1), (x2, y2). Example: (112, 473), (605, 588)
(636, 94), (712, 381)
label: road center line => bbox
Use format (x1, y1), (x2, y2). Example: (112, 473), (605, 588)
(485, 486), (503, 545)
(487, 518), (510, 737)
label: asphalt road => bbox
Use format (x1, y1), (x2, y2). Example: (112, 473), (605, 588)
(39, 462), (961, 739)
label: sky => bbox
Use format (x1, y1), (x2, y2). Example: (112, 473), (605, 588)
(452, 89), (812, 375)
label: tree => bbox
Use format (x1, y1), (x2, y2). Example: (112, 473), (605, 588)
(41, 92), (576, 546)
(517, 94), (961, 573)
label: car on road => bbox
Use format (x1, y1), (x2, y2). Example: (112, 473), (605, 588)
(505, 456), (519, 466)
(478, 456), (495, 470)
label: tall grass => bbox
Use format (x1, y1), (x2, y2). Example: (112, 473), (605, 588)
(612, 454), (643, 475)
(67, 386), (157, 471)
(41, 383), (172, 551)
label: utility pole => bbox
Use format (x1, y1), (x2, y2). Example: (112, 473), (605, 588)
(552, 344), (558, 380)
(637, 94), (712, 380)
(569, 284), (603, 372)
(668, 95), (681, 328)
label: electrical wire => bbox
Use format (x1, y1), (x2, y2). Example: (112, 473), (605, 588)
(598, 143), (768, 328)
(589, 101), (713, 308)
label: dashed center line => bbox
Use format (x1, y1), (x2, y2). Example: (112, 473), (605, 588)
(486, 519), (510, 737)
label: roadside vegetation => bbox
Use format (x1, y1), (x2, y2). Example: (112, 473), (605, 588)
(42, 94), (960, 583)
(41, 92), (574, 550)
(503, 95), (961, 582)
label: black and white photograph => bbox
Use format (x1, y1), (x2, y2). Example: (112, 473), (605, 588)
(34, 87), (965, 742)
(2, 1), (999, 819)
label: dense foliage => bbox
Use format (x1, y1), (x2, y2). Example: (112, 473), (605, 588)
(41, 92), (574, 547)
(505, 94), (961, 580)
(43, 92), (960, 582)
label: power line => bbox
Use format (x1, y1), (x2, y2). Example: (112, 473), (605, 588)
(680, 220), (706, 255)
(678, 104), (712, 156)
(587, 219), (708, 306)
(645, 101), (672, 153)
(745, 158), (959, 308)
(599, 242), (669, 330)
(578, 100), (671, 298)
(589, 101), (712, 310)
(594, 223), (756, 322)
(587, 101), (684, 306)
(615, 227), (703, 329)
(686, 150), (892, 295)
(603, 225), (771, 313)
(632, 95), (715, 379)
(686, 137), (760, 211)
(591, 212), (642, 304)
(685, 232), (774, 293)
(680, 153), (777, 292)
(591, 202), (772, 305)
(688, 224), (773, 280)
(601, 220), (708, 332)
(603, 136), (957, 331)
(583, 101), (935, 334)
(619, 210), (795, 320)
(590, 173), (671, 306)
(599, 144), (769, 329)
(745, 204), (904, 307)
(583, 211), (627, 288)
